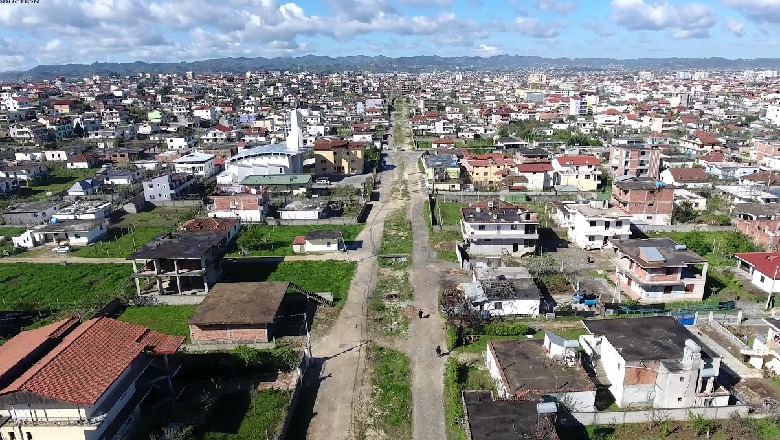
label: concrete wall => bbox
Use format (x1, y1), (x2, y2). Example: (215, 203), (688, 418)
(190, 324), (270, 343)
(637, 224), (736, 233)
(564, 404), (750, 426)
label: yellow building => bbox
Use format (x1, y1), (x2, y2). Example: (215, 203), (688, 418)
(313, 138), (365, 175)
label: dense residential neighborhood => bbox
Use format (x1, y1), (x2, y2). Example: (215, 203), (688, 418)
(3, 62), (780, 440)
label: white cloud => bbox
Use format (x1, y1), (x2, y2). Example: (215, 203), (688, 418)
(723, 18), (745, 37)
(515, 16), (566, 38)
(474, 44), (502, 56)
(531, 0), (578, 14)
(0, 0), (496, 71)
(724, 0), (780, 24)
(609, 0), (716, 38)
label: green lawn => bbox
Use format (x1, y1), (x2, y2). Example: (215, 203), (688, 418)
(648, 231), (758, 266)
(72, 226), (167, 258)
(369, 271), (412, 336)
(201, 390), (292, 440)
(0, 263), (133, 316)
(222, 260), (357, 309)
(234, 224), (364, 256)
(444, 359), (498, 440)
(21, 166), (95, 199)
(368, 345), (412, 440)
(379, 210), (413, 267)
(0, 226), (26, 237)
(434, 201), (466, 226)
(118, 305), (197, 339)
(454, 324), (589, 354)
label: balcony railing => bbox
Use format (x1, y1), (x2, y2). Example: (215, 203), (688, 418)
(10, 412), (108, 427)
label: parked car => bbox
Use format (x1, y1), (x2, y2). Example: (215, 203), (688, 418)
(52, 245), (72, 253)
(315, 178), (330, 185)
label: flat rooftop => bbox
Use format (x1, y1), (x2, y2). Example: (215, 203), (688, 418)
(189, 282), (289, 326)
(463, 391), (558, 440)
(583, 316), (712, 362)
(36, 219), (105, 233)
(611, 237), (707, 268)
(462, 207), (538, 224)
(129, 231), (228, 260)
(489, 339), (594, 395)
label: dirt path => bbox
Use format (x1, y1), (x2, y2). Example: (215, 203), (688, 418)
(0, 256), (132, 264)
(402, 152), (448, 440)
(296, 152), (403, 440)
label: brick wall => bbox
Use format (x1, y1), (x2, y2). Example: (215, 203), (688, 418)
(189, 324), (269, 343)
(612, 187), (674, 215)
(737, 219), (780, 250)
(213, 194), (263, 211)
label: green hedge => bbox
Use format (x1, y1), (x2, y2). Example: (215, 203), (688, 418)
(481, 321), (530, 336)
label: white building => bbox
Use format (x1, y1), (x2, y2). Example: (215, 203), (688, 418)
(460, 200), (539, 257)
(173, 152), (217, 177)
(0, 317), (182, 440)
(52, 201), (112, 221)
(464, 278), (541, 317)
(580, 317), (731, 409)
(743, 318), (780, 374)
(553, 200), (632, 250)
(217, 110), (310, 184)
(32, 218), (109, 246)
(767, 104), (780, 126)
(735, 252), (780, 295)
(277, 200), (328, 220)
(292, 230), (345, 253)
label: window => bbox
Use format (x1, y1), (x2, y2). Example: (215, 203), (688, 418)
(640, 150), (646, 156)
(494, 302), (502, 310)
(679, 377), (685, 382)
(478, 225), (485, 231)
(615, 221), (622, 227)
(510, 224), (518, 230)
(761, 275), (766, 283)
(677, 397), (683, 402)
(496, 225), (501, 231)
(590, 221), (596, 227)
(326, 241), (332, 247)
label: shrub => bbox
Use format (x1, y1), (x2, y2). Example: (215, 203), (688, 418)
(446, 326), (459, 351)
(481, 321), (529, 336)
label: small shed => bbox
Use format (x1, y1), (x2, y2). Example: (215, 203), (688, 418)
(188, 281), (290, 344)
(292, 230), (345, 253)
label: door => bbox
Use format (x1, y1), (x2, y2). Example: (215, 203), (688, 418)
(513, 243), (519, 252)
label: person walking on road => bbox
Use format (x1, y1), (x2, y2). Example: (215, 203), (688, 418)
(418, 309), (424, 319)
(435, 345), (442, 357)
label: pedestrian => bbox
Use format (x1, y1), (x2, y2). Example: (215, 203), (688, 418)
(418, 309), (424, 319)
(435, 345), (442, 357)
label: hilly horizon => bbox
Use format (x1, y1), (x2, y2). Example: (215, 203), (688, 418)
(5, 54), (780, 81)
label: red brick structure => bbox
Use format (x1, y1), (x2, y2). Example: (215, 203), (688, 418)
(188, 281), (290, 344)
(609, 144), (661, 179)
(734, 204), (780, 251)
(612, 177), (674, 225)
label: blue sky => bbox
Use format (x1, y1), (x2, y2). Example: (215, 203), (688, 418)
(0, 0), (778, 71)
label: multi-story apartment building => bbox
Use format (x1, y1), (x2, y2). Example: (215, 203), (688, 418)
(142, 173), (196, 203)
(552, 200), (632, 250)
(210, 186), (269, 222)
(609, 144), (661, 178)
(551, 155), (601, 191)
(610, 238), (709, 302)
(612, 177), (674, 226)
(421, 154), (462, 191)
(462, 154), (516, 187)
(460, 200), (539, 257)
(312, 138), (365, 176)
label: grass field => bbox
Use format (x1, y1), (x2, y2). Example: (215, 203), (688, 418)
(20, 166), (95, 199)
(200, 390), (292, 440)
(234, 224), (364, 256)
(433, 201), (466, 226)
(0, 226), (26, 237)
(72, 226), (167, 258)
(444, 358), (497, 440)
(369, 270), (413, 336)
(223, 260), (357, 309)
(379, 210), (413, 267)
(367, 345), (412, 440)
(118, 305), (197, 340)
(0, 263), (133, 315)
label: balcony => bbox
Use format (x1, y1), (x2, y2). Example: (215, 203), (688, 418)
(10, 412), (108, 427)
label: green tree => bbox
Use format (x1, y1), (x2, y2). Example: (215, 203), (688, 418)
(672, 201), (697, 224)
(73, 123), (84, 137)
(497, 125), (509, 137)
(112, 136), (125, 148)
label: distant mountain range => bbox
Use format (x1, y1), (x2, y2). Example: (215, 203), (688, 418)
(4, 55), (780, 81)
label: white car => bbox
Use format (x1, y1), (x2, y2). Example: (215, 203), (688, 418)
(315, 178), (330, 185)
(52, 245), (72, 253)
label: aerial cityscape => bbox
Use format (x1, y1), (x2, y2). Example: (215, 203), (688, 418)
(3, 1), (780, 440)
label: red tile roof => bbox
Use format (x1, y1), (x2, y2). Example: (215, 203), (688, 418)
(516, 163), (553, 173)
(292, 235), (306, 245)
(0, 317), (80, 381)
(554, 155), (600, 166)
(735, 252), (780, 278)
(668, 168), (709, 183)
(0, 318), (184, 405)
(699, 151), (725, 163)
(212, 124), (231, 132)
